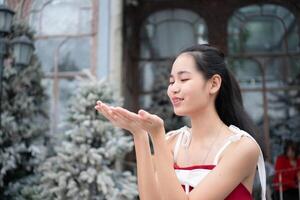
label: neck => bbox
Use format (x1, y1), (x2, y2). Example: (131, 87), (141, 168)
(189, 105), (225, 141)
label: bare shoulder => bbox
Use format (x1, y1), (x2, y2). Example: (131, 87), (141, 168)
(235, 136), (260, 157)
(221, 135), (260, 167)
(189, 135), (261, 199)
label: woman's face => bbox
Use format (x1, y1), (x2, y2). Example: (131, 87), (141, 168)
(167, 53), (212, 116)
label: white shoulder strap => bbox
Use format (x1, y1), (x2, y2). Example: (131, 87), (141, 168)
(213, 133), (243, 165)
(226, 125), (267, 200)
(166, 126), (192, 163)
(165, 130), (181, 140)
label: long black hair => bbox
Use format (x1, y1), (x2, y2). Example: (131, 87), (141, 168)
(179, 44), (261, 145)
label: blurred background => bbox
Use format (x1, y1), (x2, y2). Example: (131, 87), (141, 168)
(0, 0), (300, 199)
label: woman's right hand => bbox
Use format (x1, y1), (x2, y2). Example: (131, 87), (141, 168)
(95, 101), (147, 136)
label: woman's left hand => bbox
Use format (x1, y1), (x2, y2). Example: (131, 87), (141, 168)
(135, 109), (165, 137)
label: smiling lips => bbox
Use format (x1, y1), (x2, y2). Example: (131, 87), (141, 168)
(171, 97), (184, 106)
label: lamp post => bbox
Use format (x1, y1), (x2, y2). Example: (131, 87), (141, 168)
(0, 3), (34, 131)
(0, 3), (14, 130)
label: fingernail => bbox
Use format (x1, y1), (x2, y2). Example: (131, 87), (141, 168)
(97, 100), (101, 105)
(139, 110), (145, 115)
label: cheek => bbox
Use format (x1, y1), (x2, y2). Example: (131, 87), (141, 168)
(184, 82), (206, 99)
(184, 84), (210, 107)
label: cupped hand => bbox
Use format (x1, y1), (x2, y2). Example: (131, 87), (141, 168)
(135, 109), (165, 136)
(95, 101), (144, 135)
(95, 101), (165, 137)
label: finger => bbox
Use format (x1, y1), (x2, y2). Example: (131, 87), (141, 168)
(138, 109), (153, 124)
(96, 100), (102, 105)
(114, 107), (140, 121)
(139, 109), (160, 121)
(111, 107), (131, 122)
(114, 107), (149, 129)
(99, 104), (117, 121)
(95, 103), (106, 114)
(101, 108), (115, 122)
(109, 109), (130, 127)
(110, 107), (146, 129)
(95, 104), (103, 113)
(95, 100), (104, 111)
(101, 103), (115, 117)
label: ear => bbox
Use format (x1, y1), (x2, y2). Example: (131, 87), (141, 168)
(209, 74), (222, 95)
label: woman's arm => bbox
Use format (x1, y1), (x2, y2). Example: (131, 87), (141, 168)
(95, 102), (161, 200)
(133, 132), (162, 200)
(151, 130), (188, 200)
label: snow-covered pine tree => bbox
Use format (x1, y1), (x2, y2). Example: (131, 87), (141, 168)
(39, 74), (138, 200)
(0, 23), (49, 199)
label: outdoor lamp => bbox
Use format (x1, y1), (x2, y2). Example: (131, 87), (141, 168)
(0, 4), (14, 34)
(10, 35), (34, 67)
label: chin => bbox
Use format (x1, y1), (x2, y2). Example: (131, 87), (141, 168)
(173, 107), (189, 116)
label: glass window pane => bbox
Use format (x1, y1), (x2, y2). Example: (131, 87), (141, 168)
(244, 20), (284, 52)
(58, 37), (91, 72)
(287, 25), (299, 52)
(227, 58), (262, 88)
(140, 9), (207, 59)
(58, 79), (78, 123)
(242, 91), (263, 123)
(290, 58), (300, 80)
(35, 38), (65, 73)
(41, 78), (52, 108)
(265, 57), (300, 87)
(29, 0), (93, 35)
(35, 37), (91, 73)
(265, 58), (289, 87)
(139, 60), (172, 93)
(42, 4), (80, 35)
(228, 4), (298, 54)
(154, 22), (195, 57)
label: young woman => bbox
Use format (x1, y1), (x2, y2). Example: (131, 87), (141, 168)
(95, 44), (266, 200)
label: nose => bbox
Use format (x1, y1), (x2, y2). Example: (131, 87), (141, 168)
(169, 82), (181, 94)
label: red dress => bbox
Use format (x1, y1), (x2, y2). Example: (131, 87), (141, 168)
(273, 155), (300, 191)
(174, 163), (253, 200)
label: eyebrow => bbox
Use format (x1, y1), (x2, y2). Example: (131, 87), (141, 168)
(169, 70), (192, 78)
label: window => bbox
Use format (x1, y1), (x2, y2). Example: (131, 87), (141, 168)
(28, 0), (97, 134)
(228, 4), (300, 159)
